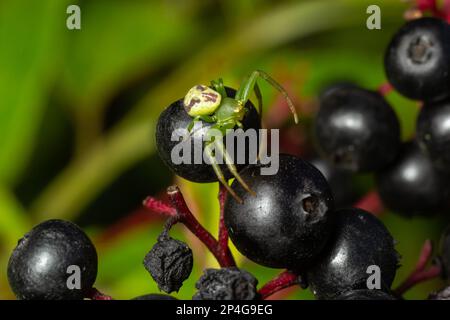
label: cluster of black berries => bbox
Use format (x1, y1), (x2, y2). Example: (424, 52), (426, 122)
(6, 17), (450, 301)
(317, 17), (450, 217)
(151, 16), (450, 300)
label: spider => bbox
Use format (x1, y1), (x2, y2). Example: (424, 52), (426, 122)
(182, 70), (298, 203)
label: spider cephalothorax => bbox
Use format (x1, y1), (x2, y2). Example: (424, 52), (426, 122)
(181, 70), (298, 203)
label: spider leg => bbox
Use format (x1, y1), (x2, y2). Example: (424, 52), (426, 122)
(210, 78), (227, 98)
(204, 142), (243, 204)
(235, 70), (298, 123)
(253, 81), (263, 117)
(214, 138), (256, 197)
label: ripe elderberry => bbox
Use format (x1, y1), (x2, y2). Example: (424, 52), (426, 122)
(307, 208), (399, 300)
(417, 99), (450, 171)
(193, 268), (258, 300)
(224, 154), (335, 270)
(143, 232), (193, 293)
(376, 142), (450, 216)
(314, 85), (401, 172)
(384, 17), (450, 101)
(7, 219), (98, 300)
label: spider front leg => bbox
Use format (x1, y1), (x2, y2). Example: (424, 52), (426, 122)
(204, 141), (243, 203)
(235, 70), (298, 123)
(204, 125), (256, 202)
(187, 115), (216, 132)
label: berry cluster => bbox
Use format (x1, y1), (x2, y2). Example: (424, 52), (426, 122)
(6, 5), (450, 301)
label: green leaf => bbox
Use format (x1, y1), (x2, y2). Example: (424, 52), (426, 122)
(0, 0), (69, 185)
(62, 1), (200, 109)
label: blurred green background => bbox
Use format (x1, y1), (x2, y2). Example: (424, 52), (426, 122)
(0, 0), (447, 300)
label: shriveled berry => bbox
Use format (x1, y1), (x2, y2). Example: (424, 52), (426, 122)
(417, 99), (450, 171)
(428, 286), (450, 300)
(224, 154), (335, 270)
(376, 142), (450, 216)
(193, 268), (258, 300)
(384, 17), (450, 101)
(307, 208), (399, 300)
(143, 233), (193, 293)
(7, 219), (98, 300)
(334, 289), (396, 300)
(156, 87), (260, 183)
(314, 85), (400, 172)
(132, 294), (178, 300)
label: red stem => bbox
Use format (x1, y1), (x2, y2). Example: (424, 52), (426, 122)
(86, 288), (113, 300)
(354, 190), (384, 217)
(258, 271), (299, 299)
(144, 186), (236, 268)
(378, 82), (393, 96)
(394, 240), (443, 296)
(218, 186), (230, 253)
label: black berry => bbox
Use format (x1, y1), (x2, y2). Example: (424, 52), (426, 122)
(310, 157), (358, 207)
(224, 154), (335, 270)
(307, 208), (399, 300)
(334, 289), (396, 300)
(7, 219), (98, 300)
(384, 17), (450, 101)
(143, 233), (193, 293)
(193, 268), (258, 300)
(156, 87), (260, 183)
(314, 85), (401, 172)
(376, 142), (450, 216)
(417, 99), (450, 171)
(132, 294), (178, 300)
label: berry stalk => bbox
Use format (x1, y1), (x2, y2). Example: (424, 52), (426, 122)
(144, 186), (236, 268)
(218, 186), (231, 256)
(86, 288), (113, 300)
(354, 190), (384, 217)
(258, 271), (299, 299)
(394, 240), (442, 296)
(377, 82), (394, 96)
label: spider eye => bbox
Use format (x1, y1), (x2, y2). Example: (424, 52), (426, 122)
(183, 85), (221, 117)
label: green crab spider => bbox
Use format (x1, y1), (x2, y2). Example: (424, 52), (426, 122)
(182, 70), (298, 203)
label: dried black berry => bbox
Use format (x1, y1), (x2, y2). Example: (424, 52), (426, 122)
(193, 268), (258, 300)
(143, 233), (193, 293)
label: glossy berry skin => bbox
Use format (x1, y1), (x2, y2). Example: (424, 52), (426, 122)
(8, 219), (98, 300)
(384, 18), (450, 101)
(310, 157), (358, 207)
(440, 225), (450, 279)
(132, 294), (178, 300)
(193, 268), (258, 300)
(417, 99), (450, 171)
(307, 208), (399, 300)
(224, 154), (335, 270)
(314, 86), (401, 172)
(334, 289), (396, 300)
(156, 87), (260, 183)
(376, 142), (450, 217)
